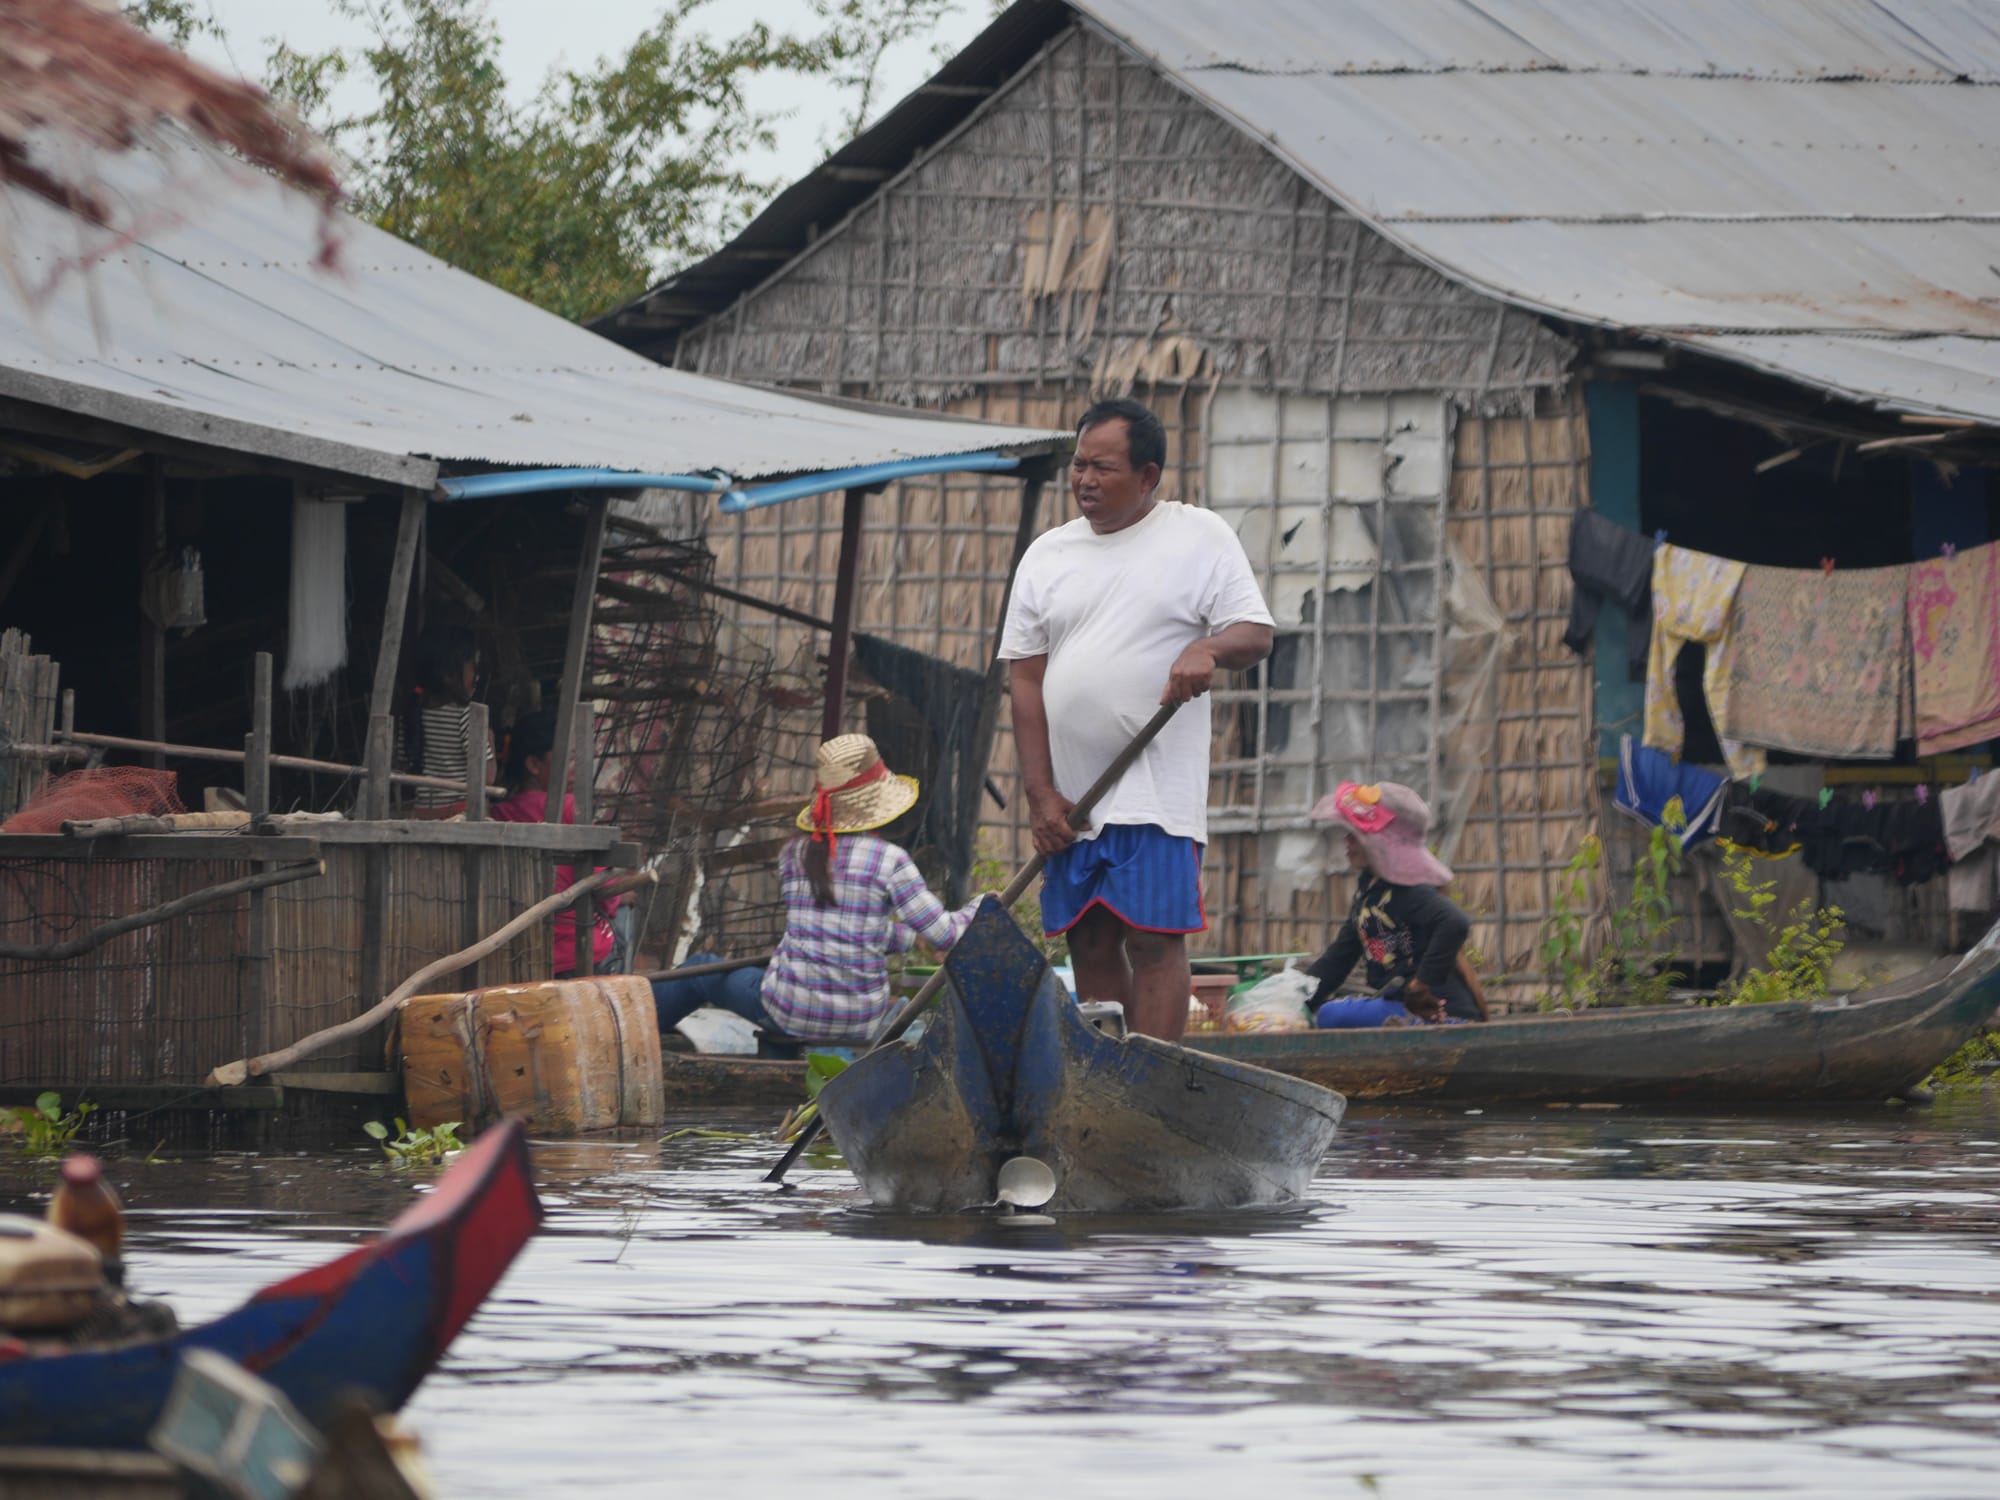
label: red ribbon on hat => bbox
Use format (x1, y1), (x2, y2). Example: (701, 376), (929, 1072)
(811, 757), (892, 866)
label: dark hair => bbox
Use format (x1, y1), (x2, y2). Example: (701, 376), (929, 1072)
(1076, 398), (1167, 474)
(505, 708), (557, 789)
(792, 804), (922, 910)
(798, 837), (836, 909)
(414, 626), (478, 703)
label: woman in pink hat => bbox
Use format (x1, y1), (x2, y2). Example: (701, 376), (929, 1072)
(1304, 781), (1481, 1027)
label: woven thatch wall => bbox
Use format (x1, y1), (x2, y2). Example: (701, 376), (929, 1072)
(675, 22), (1571, 401)
(675, 21), (1594, 987)
(1442, 390), (1596, 999)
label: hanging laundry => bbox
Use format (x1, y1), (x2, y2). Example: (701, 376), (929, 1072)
(1612, 735), (1725, 848)
(1644, 544), (1763, 779)
(1563, 511), (1653, 678)
(1941, 773), (2000, 911)
(1720, 783), (1945, 887)
(1724, 562), (1911, 760)
(1907, 541), (2000, 755)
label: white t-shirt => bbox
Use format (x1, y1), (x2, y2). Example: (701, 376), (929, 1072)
(999, 501), (1273, 844)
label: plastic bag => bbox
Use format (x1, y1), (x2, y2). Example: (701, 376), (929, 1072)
(1223, 968), (1317, 1032)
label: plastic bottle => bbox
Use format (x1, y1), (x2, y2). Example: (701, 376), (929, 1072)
(48, 1154), (123, 1270)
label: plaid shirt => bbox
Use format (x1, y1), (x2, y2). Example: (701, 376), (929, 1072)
(763, 834), (978, 1043)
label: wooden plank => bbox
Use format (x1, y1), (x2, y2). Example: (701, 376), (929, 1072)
(573, 709), (596, 978)
(0, 833), (320, 861)
(265, 1071), (400, 1095)
(141, 458), (166, 769)
(463, 702), (488, 822)
(0, 1083), (284, 1111)
(365, 491), (426, 818)
(245, 650), (273, 818)
(297, 820), (619, 851)
(545, 496), (609, 826)
(821, 487), (868, 739)
(361, 712), (395, 823)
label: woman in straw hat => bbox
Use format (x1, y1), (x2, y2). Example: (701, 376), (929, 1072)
(651, 733), (985, 1046)
(1303, 781), (1481, 1028)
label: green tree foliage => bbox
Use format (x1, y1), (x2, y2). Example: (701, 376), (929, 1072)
(255, 0), (969, 323)
(121, 1), (220, 48)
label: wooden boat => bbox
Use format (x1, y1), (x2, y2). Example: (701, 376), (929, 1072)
(1189, 932), (2000, 1105)
(0, 1118), (541, 1450)
(663, 926), (2000, 1109)
(811, 902), (1346, 1213)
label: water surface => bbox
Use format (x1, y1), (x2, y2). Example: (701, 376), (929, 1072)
(10, 1099), (2000, 1498)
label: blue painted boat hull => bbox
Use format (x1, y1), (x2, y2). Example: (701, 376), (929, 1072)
(0, 1118), (541, 1449)
(815, 902), (1346, 1212)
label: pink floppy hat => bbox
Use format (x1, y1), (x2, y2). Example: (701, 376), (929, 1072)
(1309, 781), (1454, 887)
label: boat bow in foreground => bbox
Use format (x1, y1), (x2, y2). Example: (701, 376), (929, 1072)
(0, 1117), (542, 1449)
(814, 902), (1346, 1213)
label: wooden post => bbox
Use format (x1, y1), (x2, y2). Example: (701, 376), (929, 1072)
(571, 706), (598, 979)
(245, 651), (272, 820)
(955, 473), (1046, 900)
(463, 702), (488, 822)
(543, 496), (609, 824)
(141, 460), (167, 769)
(460, 690), (488, 984)
(244, 653), (277, 1060)
(821, 487), (869, 741)
(363, 490), (425, 821)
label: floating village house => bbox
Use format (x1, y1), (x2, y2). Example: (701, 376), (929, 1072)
(0, 126), (1062, 1125)
(596, 0), (2000, 996)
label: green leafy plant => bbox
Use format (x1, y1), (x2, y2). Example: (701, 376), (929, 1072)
(1538, 812), (1685, 1012)
(970, 840), (1068, 966)
(1713, 843), (1845, 1006)
(4, 1092), (96, 1158)
(1925, 1033), (2000, 1094)
(363, 1117), (465, 1165)
(775, 1052), (851, 1143)
(1539, 837), (1600, 1012)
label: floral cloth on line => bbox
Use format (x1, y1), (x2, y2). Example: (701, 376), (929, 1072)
(1908, 542), (2000, 755)
(1725, 563), (1911, 760)
(1643, 544), (1764, 780)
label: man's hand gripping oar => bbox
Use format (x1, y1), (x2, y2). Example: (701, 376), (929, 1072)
(762, 700), (1181, 1186)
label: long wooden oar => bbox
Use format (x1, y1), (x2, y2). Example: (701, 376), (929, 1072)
(763, 701), (1180, 1185)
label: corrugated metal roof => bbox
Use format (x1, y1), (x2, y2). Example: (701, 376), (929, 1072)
(1098, 0), (2000, 79)
(1075, 0), (2000, 419)
(0, 138), (1064, 489)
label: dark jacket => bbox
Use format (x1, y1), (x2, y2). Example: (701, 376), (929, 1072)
(1306, 874), (1478, 1020)
(1564, 510), (1654, 678)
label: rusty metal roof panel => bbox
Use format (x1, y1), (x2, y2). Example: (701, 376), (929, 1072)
(0, 138), (1065, 488)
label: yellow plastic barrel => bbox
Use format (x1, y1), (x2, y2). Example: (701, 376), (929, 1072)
(398, 976), (665, 1134)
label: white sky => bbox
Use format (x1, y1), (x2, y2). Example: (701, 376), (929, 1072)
(185, 1), (994, 188)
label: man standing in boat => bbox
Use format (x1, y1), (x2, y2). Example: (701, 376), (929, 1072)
(1001, 398), (1274, 1040)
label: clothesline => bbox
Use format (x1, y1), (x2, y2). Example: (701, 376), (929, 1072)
(1567, 516), (2000, 770)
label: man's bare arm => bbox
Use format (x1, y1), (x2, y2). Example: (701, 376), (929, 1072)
(1163, 622), (1276, 706)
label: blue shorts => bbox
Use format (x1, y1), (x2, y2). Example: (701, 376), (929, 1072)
(1040, 823), (1206, 936)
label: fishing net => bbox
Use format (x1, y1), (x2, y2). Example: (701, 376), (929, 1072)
(0, 767), (183, 833)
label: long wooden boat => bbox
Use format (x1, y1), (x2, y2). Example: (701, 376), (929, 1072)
(0, 1118), (541, 1450)
(664, 927), (2000, 1110)
(812, 903), (1346, 1213)
(1190, 933), (2000, 1105)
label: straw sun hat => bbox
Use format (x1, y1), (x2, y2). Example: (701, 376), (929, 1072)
(1309, 780), (1453, 887)
(795, 734), (920, 845)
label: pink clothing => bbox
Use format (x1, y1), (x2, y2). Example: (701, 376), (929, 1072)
(489, 789), (617, 975)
